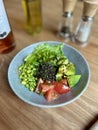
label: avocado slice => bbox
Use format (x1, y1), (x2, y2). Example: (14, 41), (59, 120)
(64, 62), (76, 76)
(57, 57), (69, 65)
(67, 75), (81, 88)
(56, 73), (63, 81)
(58, 64), (67, 73)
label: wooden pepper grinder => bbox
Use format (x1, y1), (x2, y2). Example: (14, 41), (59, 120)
(72, 0), (98, 47)
(89, 120), (98, 130)
(58, 0), (77, 41)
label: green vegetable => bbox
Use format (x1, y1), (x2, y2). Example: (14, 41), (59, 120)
(64, 62), (76, 76)
(56, 73), (63, 81)
(19, 43), (81, 91)
(67, 75), (81, 88)
(19, 43), (65, 90)
(56, 62), (76, 81)
(57, 56), (68, 65)
(24, 43), (64, 65)
(58, 64), (67, 73)
(19, 63), (37, 91)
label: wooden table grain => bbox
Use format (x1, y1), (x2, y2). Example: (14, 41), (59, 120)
(0, 0), (98, 130)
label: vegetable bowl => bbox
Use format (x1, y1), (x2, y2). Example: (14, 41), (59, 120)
(8, 41), (90, 108)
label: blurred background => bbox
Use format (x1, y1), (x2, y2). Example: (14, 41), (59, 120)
(4, 0), (98, 50)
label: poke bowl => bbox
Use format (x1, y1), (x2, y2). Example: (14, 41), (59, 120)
(8, 41), (90, 108)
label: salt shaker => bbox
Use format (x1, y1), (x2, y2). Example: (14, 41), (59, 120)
(72, 0), (98, 47)
(58, 0), (77, 41)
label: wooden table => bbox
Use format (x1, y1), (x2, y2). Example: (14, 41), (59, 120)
(0, 0), (98, 130)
